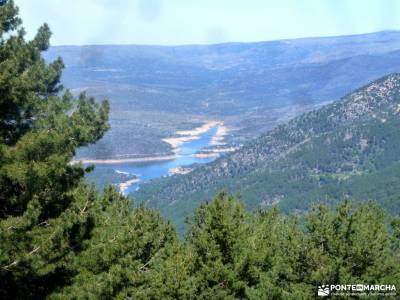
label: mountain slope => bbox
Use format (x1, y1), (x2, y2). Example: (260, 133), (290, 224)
(133, 74), (400, 229)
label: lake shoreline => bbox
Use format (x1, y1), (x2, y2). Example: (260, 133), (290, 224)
(162, 120), (224, 151)
(75, 120), (228, 165)
(119, 178), (140, 195)
(74, 154), (178, 165)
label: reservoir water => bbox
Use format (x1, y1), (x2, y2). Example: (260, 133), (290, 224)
(87, 127), (218, 195)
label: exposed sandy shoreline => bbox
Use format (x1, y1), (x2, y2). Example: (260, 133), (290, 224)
(73, 155), (178, 165)
(162, 121), (223, 150)
(119, 178), (140, 195)
(73, 121), (230, 194)
(74, 120), (228, 165)
(211, 124), (228, 145)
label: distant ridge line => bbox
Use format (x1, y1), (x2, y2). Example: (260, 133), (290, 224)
(50, 30), (400, 48)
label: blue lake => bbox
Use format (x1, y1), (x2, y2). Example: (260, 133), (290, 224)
(90, 127), (218, 194)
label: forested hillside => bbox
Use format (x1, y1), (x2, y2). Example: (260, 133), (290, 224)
(134, 74), (400, 231)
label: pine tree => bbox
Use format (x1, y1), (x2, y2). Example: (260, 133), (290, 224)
(0, 1), (110, 298)
(51, 188), (178, 299)
(304, 201), (400, 293)
(178, 194), (400, 299)
(0, 3), (179, 298)
(184, 191), (248, 299)
(243, 208), (312, 299)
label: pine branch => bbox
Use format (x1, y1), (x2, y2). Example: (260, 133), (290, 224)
(139, 250), (161, 272)
(1, 260), (19, 271)
(79, 200), (89, 216)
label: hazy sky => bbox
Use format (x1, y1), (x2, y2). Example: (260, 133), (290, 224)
(15, 0), (400, 46)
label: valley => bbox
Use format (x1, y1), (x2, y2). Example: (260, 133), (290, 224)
(48, 31), (400, 196)
(46, 30), (400, 161)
